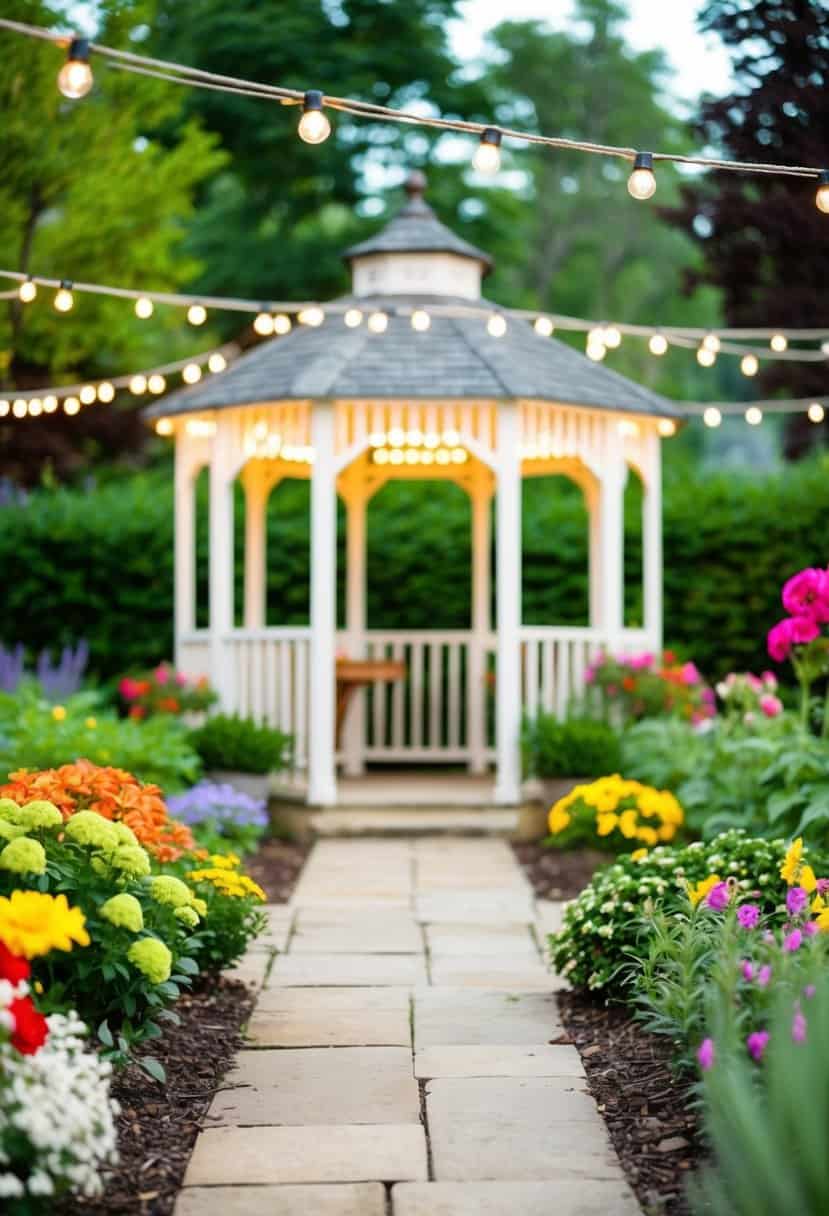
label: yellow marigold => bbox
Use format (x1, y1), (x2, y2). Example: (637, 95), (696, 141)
(637, 826), (658, 846)
(816, 908), (829, 933)
(781, 838), (804, 886)
(209, 853), (240, 870)
(657, 823), (677, 842)
(51, 705), (67, 721)
(548, 806), (572, 835)
(631, 848), (649, 861)
(800, 864), (817, 894)
(688, 874), (722, 908)
(618, 809), (639, 839)
(596, 812), (618, 837)
(0, 890), (90, 958)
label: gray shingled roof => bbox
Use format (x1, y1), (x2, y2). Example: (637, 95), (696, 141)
(144, 294), (681, 420)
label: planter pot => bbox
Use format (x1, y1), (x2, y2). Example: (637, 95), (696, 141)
(518, 776), (593, 839)
(204, 770), (271, 802)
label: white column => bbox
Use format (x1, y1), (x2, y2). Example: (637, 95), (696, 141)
(173, 436), (196, 667)
(643, 428), (663, 651)
(494, 403), (522, 804)
(586, 482), (601, 629)
(598, 433), (626, 650)
(343, 490), (367, 777)
(243, 465), (268, 630)
(208, 423), (235, 709)
(468, 476), (491, 775)
(308, 401), (337, 805)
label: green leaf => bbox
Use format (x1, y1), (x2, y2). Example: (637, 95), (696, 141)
(97, 1020), (114, 1048)
(139, 1056), (166, 1084)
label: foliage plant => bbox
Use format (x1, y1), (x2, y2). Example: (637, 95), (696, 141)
(766, 566), (829, 733)
(546, 775), (684, 852)
(166, 781), (269, 855)
(190, 714), (291, 775)
(0, 686), (200, 792)
(584, 649), (716, 726)
(119, 663), (216, 720)
(520, 715), (620, 779)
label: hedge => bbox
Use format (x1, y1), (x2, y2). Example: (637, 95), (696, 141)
(0, 458), (825, 680)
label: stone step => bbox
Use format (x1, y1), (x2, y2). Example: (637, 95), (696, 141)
(309, 808), (520, 837)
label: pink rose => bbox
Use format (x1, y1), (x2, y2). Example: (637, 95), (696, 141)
(759, 693), (783, 718)
(782, 568), (829, 622)
(767, 616), (820, 662)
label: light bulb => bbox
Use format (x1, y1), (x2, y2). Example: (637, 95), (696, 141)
(703, 406), (722, 428)
(155, 418), (174, 436)
(745, 406), (763, 425)
(487, 314), (507, 338)
(618, 420), (639, 437)
(187, 303), (207, 326)
(298, 91), (331, 144)
(816, 171), (829, 214)
(148, 373), (166, 394)
(603, 325), (622, 349)
(57, 39), (93, 99)
(627, 151), (656, 200)
(702, 333), (720, 353)
(273, 313), (292, 334)
(697, 347), (716, 367)
(254, 311), (275, 336)
(79, 385), (96, 405)
(130, 375), (148, 395)
(208, 352), (227, 373)
(534, 316), (554, 337)
(135, 296), (154, 319)
(808, 402), (825, 423)
(43, 395), (58, 413)
(344, 308), (363, 328)
(182, 362), (202, 384)
(54, 282), (74, 313)
(473, 127), (502, 174)
(368, 311), (388, 333)
(411, 309), (431, 331)
(770, 333), (787, 352)
(658, 419), (677, 437)
(12, 399), (27, 418)
(18, 278), (36, 303)
(586, 341), (606, 362)
(63, 397), (80, 415)
(741, 353), (759, 377)
(0, 402), (9, 417)
(649, 333), (668, 356)
(96, 381), (115, 402)
(28, 398), (42, 417)
(298, 306), (324, 327)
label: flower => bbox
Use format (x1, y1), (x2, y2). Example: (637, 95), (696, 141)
(150, 876), (193, 909)
(688, 874), (722, 908)
(0, 943), (29, 983)
(759, 694), (783, 718)
(109, 844), (151, 878)
(792, 1008), (808, 1043)
(0, 891), (89, 958)
(705, 881), (731, 911)
(0, 836), (46, 875)
(8, 994), (48, 1055)
(800, 865), (818, 893)
(783, 928), (803, 952)
(64, 810), (120, 852)
(85, 717), (97, 729)
(596, 812), (618, 836)
(786, 887), (809, 917)
(697, 1037), (715, 1071)
(746, 1029), (770, 1061)
(781, 838), (804, 886)
(174, 905), (199, 928)
(767, 616), (820, 662)
(100, 894), (144, 932)
(13, 800), (63, 830)
(51, 705), (67, 722)
(548, 806), (571, 834)
(127, 937), (172, 984)
(758, 964), (772, 987)
(781, 567), (829, 621)
(741, 960), (755, 981)
(631, 848), (648, 861)
(737, 903), (760, 929)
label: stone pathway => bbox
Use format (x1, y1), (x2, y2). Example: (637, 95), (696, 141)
(176, 837), (639, 1215)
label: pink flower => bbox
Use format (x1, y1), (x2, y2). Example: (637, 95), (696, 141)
(629, 652), (655, 671)
(697, 1037), (715, 1071)
(767, 616), (820, 662)
(817, 879), (829, 896)
(746, 1029), (770, 1061)
(737, 904), (760, 929)
(174, 671), (188, 686)
(681, 661), (701, 686)
(746, 673), (764, 693)
(792, 1009), (807, 1044)
(706, 882), (731, 911)
(782, 568), (829, 622)
(741, 960), (755, 982)
(804, 984), (816, 999)
(758, 964), (772, 988)
(154, 665), (170, 686)
(786, 887), (809, 917)
(759, 694), (783, 718)
(804, 920), (819, 937)
(761, 671), (778, 690)
(783, 928), (803, 953)
(118, 677), (140, 701)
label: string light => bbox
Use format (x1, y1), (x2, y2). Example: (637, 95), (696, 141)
(147, 373), (166, 394)
(770, 333), (787, 352)
(57, 37), (93, 99)
(741, 354), (759, 377)
(12, 399), (27, 418)
(79, 385), (96, 405)
(273, 313), (292, 334)
(586, 338), (606, 361)
(487, 313), (507, 338)
(43, 395), (58, 413)
(18, 277), (36, 303)
(534, 316), (554, 337)
(298, 306), (324, 327)
(182, 362), (202, 384)
(618, 419), (639, 436)
(808, 402), (825, 423)
(697, 347), (716, 368)
(702, 333), (721, 353)
(649, 333), (668, 356)
(0, 403), (10, 418)
(297, 90), (331, 144)
(130, 374), (148, 395)
(28, 398), (42, 417)
(745, 406), (763, 425)
(344, 308), (363, 328)
(253, 311), (275, 336)
(627, 152), (656, 200)
(63, 397), (80, 415)
(155, 418), (174, 436)
(411, 309), (431, 331)
(135, 296), (154, 319)
(603, 325), (622, 349)
(187, 303), (207, 326)
(368, 311), (389, 333)
(816, 171), (829, 214)
(473, 127), (502, 174)
(208, 352), (227, 373)
(53, 281), (74, 312)
(658, 419), (677, 437)
(96, 381), (114, 402)
(703, 407), (722, 428)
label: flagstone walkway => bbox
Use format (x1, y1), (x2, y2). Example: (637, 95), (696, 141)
(176, 837), (640, 1215)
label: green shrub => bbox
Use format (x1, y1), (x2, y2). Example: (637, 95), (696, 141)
(191, 714), (291, 774)
(522, 715), (621, 778)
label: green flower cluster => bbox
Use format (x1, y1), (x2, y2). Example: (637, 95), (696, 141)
(551, 831), (790, 995)
(0, 798), (67, 874)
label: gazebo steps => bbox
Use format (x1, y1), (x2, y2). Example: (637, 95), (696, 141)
(308, 807), (520, 837)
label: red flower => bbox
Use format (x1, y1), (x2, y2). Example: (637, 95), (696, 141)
(8, 995), (48, 1055)
(128, 705), (146, 720)
(0, 943), (30, 984)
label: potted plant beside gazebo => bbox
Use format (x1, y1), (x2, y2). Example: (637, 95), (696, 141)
(189, 713), (292, 802)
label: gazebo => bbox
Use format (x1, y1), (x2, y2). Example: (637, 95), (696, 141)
(146, 172), (680, 807)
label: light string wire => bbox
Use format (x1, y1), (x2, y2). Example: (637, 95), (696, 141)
(0, 16), (826, 181)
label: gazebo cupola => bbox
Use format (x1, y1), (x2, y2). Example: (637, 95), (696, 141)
(148, 172), (680, 808)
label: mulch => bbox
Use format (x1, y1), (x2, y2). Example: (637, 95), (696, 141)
(245, 836), (310, 902)
(559, 991), (705, 1216)
(512, 840), (609, 899)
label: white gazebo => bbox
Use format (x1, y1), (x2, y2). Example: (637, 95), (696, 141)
(147, 172), (680, 807)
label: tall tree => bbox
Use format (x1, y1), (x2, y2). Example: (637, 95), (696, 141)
(668, 0), (829, 455)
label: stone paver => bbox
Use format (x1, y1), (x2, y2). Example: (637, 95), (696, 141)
(416, 890), (536, 925)
(414, 1044), (585, 1079)
(426, 923), (538, 957)
(269, 952), (427, 987)
(292, 917), (422, 954)
(249, 905), (295, 953)
(209, 1047), (419, 1125)
(176, 1184), (387, 1216)
(414, 988), (562, 1046)
(249, 987), (411, 1046)
(392, 1181), (641, 1215)
(429, 954), (559, 990)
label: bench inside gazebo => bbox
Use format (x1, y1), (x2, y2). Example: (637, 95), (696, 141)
(147, 173), (680, 807)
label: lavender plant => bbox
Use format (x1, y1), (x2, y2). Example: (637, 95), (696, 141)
(36, 640), (90, 700)
(166, 781), (269, 854)
(0, 644), (25, 693)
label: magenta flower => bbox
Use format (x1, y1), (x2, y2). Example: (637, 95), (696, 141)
(154, 665), (170, 686)
(681, 661), (701, 686)
(792, 1009), (807, 1044)
(781, 568), (829, 622)
(817, 879), (829, 897)
(783, 928), (803, 953)
(741, 960), (755, 982)
(759, 693), (783, 718)
(761, 671), (778, 690)
(758, 964), (772, 988)
(786, 887), (809, 917)
(767, 616), (821, 662)
(804, 984), (817, 999)
(697, 1037), (715, 1071)
(747, 1030), (770, 1062)
(804, 920), (819, 937)
(706, 882), (731, 911)
(737, 904), (760, 929)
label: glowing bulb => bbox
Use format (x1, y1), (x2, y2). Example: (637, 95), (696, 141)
(54, 283), (74, 313)
(298, 306), (324, 327)
(57, 39), (93, 99)
(79, 385), (96, 405)
(702, 333), (720, 353)
(770, 333), (787, 352)
(155, 418), (174, 436)
(135, 296), (154, 319)
(405, 448), (419, 465)
(148, 373), (166, 394)
(658, 418), (677, 437)
(703, 407), (722, 428)
(627, 151), (656, 200)
(741, 353), (759, 377)
(43, 395), (58, 413)
(586, 340), (606, 362)
(298, 91), (331, 144)
(816, 171), (829, 214)
(649, 333), (668, 356)
(12, 399), (27, 418)
(0, 402), (9, 417)
(534, 316), (554, 337)
(487, 314), (507, 338)
(745, 405), (763, 425)
(411, 309), (431, 331)
(208, 352), (227, 373)
(368, 311), (388, 333)
(28, 398), (42, 417)
(388, 427), (406, 447)
(63, 396), (80, 415)
(451, 447), (468, 463)
(18, 278), (36, 304)
(187, 303), (207, 326)
(344, 308), (363, 328)
(808, 402), (825, 423)
(373, 448), (389, 465)
(603, 325), (622, 349)
(473, 127), (502, 174)
(96, 381), (114, 402)
(130, 375), (148, 395)
(442, 429), (460, 446)
(697, 346), (716, 367)
(254, 311), (275, 336)
(182, 362), (202, 384)
(618, 420), (639, 437)
(273, 313), (292, 334)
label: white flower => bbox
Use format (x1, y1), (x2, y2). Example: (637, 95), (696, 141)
(27, 1171), (54, 1195)
(0, 1174), (24, 1197)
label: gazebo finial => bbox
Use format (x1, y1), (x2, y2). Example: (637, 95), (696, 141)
(404, 169), (428, 201)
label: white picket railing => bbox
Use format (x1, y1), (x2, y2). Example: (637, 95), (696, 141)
(519, 626), (654, 719)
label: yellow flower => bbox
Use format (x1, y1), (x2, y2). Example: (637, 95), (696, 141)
(800, 864), (817, 894)
(687, 874), (722, 908)
(100, 893), (144, 932)
(631, 848), (648, 861)
(548, 806), (571, 835)
(816, 908), (829, 933)
(811, 893), (825, 915)
(637, 826), (658, 846)
(127, 937), (172, 984)
(657, 822), (677, 842)
(618, 810), (639, 839)
(0, 891), (90, 958)
(85, 717), (97, 729)
(210, 853), (240, 870)
(596, 812), (618, 837)
(781, 838), (804, 885)
(51, 705), (67, 721)
(0, 836), (46, 875)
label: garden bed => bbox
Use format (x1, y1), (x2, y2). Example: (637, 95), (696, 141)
(559, 991), (704, 1216)
(512, 840), (607, 899)
(245, 837), (309, 902)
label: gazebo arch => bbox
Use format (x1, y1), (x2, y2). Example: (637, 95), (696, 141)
(147, 172), (679, 808)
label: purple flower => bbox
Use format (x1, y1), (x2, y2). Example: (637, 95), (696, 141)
(792, 1009), (807, 1044)
(696, 1038), (715, 1071)
(783, 929), (803, 953)
(804, 920), (819, 937)
(167, 781), (268, 829)
(804, 985), (817, 999)
(786, 887), (809, 917)
(757, 964), (772, 988)
(706, 882), (731, 911)
(747, 1030), (770, 1062)
(741, 960), (755, 982)
(737, 904), (760, 929)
